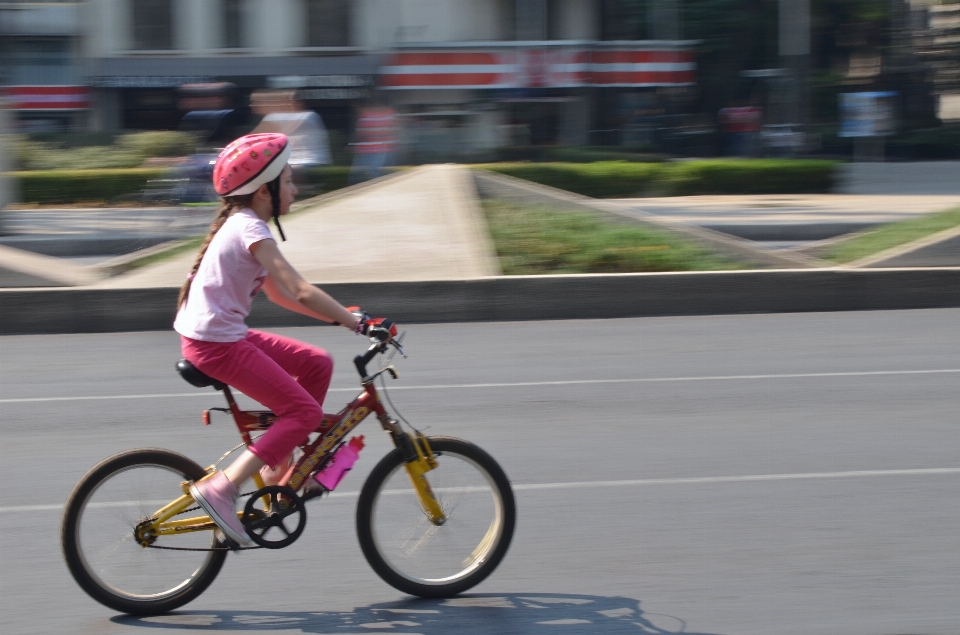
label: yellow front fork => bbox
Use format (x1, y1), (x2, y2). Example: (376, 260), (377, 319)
(402, 433), (446, 525)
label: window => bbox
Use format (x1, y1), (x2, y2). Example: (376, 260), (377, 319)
(132, 0), (173, 50)
(510, 0), (568, 41)
(223, 0), (242, 48)
(0, 38), (78, 85)
(515, 0), (547, 40)
(306, 0), (350, 47)
(600, 0), (680, 40)
(600, 0), (646, 40)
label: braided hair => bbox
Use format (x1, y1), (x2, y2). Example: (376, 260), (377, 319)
(176, 193), (254, 309)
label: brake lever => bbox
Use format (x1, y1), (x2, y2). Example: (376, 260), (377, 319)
(390, 340), (407, 359)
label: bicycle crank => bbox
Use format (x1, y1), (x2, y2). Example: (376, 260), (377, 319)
(241, 485), (307, 549)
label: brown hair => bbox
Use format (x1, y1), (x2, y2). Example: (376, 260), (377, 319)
(177, 194), (255, 309)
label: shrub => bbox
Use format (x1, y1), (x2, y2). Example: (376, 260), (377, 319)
(7, 166), (353, 204)
(477, 162), (667, 198)
(12, 131), (197, 171)
(478, 159), (838, 198)
(116, 131), (196, 158)
(298, 166), (352, 196)
(10, 168), (167, 204)
(492, 146), (664, 163)
(665, 159), (838, 195)
(5, 158), (840, 205)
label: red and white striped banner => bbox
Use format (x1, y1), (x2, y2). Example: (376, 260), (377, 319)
(589, 50), (696, 86)
(380, 47), (695, 90)
(1, 86), (90, 110)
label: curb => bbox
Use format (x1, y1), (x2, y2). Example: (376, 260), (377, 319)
(1, 268), (958, 335)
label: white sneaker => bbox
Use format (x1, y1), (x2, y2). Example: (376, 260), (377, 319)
(189, 471), (254, 547)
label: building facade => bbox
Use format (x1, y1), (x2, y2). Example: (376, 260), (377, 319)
(3, 0), (698, 155)
(0, 2), (89, 132)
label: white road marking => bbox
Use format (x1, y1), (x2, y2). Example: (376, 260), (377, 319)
(4, 467), (957, 514)
(2, 368), (958, 404)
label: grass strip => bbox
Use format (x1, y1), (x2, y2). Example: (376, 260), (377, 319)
(481, 199), (743, 274)
(477, 159), (838, 198)
(822, 206), (960, 264)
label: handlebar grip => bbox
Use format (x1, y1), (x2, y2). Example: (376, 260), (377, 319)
(354, 346), (380, 379)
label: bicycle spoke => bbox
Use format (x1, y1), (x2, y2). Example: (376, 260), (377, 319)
(364, 442), (509, 587)
(401, 522), (441, 558)
(65, 455), (224, 611)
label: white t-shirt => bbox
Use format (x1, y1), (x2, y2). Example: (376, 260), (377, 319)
(174, 208), (274, 342)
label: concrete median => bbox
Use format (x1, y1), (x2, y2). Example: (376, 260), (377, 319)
(2, 267), (958, 335)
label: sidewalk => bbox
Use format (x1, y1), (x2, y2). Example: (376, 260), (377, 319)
(90, 164), (500, 288)
(2, 161), (960, 288)
(607, 194), (960, 241)
(610, 162), (960, 243)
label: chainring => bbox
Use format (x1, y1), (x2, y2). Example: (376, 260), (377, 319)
(241, 485), (307, 549)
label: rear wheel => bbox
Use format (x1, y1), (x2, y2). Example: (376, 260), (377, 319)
(61, 449), (227, 615)
(356, 437), (516, 598)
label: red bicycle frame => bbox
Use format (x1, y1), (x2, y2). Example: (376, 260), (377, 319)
(205, 382), (393, 493)
(195, 337), (445, 522)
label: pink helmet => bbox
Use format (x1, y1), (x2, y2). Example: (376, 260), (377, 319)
(213, 133), (292, 197)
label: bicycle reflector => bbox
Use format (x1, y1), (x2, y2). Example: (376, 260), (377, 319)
(202, 410), (211, 425)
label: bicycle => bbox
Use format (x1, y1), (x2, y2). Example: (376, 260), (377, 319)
(60, 332), (516, 615)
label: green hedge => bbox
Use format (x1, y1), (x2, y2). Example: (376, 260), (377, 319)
(492, 146), (665, 163)
(13, 131), (199, 170)
(9, 168), (168, 204)
(477, 162), (665, 198)
(479, 159), (839, 198)
(663, 159), (838, 195)
(297, 166), (352, 197)
(6, 166), (355, 205)
(6, 159), (839, 205)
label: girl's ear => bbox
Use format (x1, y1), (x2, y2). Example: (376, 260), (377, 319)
(254, 183), (272, 201)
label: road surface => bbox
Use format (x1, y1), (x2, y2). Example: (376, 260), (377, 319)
(1, 310), (958, 634)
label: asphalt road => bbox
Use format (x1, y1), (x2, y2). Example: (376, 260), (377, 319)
(1, 311), (958, 635)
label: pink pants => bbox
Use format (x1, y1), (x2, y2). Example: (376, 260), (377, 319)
(181, 330), (334, 467)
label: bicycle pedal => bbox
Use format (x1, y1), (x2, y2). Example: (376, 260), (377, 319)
(216, 531), (245, 551)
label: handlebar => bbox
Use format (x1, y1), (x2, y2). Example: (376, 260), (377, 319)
(354, 334), (406, 382)
(353, 345), (382, 380)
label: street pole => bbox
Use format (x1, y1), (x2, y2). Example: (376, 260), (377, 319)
(779, 0), (810, 129)
(0, 98), (14, 234)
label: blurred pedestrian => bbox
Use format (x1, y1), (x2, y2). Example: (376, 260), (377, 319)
(251, 90), (332, 195)
(718, 104), (762, 157)
(349, 103), (399, 184)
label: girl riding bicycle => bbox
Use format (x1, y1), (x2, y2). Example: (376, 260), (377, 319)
(174, 132), (391, 547)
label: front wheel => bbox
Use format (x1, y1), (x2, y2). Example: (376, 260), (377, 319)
(61, 449), (227, 615)
(356, 437), (516, 598)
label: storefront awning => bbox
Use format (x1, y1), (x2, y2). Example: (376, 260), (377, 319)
(88, 55), (378, 88)
(380, 42), (696, 90)
(1, 86), (89, 110)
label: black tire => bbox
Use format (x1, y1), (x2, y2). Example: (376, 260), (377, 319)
(61, 449), (227, 615)
(356, 437), (516, 598)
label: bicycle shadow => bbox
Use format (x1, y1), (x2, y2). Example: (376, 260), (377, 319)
(111, 593), (720, 634)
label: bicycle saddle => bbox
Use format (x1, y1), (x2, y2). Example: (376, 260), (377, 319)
(176, 359), (226, 391)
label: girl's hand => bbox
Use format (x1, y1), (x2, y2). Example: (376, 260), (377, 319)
(347, 308), (397, 340)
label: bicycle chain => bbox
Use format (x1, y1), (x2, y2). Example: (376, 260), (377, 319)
(143, 489), (264, 552)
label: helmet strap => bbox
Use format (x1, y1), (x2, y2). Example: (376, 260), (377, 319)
(266, 176), (286, 242)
